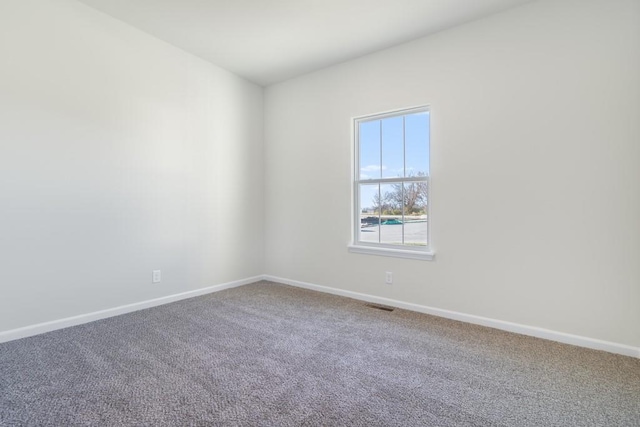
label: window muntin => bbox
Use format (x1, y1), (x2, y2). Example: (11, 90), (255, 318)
(354, 106), (430, 252)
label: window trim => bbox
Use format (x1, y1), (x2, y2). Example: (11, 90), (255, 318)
(349, 105), (434, 261)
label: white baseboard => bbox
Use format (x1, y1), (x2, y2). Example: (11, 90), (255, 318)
(0, 275), (263, 344)
(4, 274), (638, 359)
(263, 275), (640, 359)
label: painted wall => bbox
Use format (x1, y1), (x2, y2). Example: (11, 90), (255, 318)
(264, 0), (640, 348)
(0, 0), (264, 332)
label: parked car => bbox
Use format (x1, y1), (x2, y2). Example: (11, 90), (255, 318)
(361, 216), (380, 225)
(382, 219), (403, 225)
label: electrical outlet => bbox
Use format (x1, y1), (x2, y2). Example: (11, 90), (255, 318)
(385, 271), (393, 285)
(152, 270), (161, 283)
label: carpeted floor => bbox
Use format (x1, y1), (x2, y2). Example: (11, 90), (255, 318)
(1, 281), (639, 426)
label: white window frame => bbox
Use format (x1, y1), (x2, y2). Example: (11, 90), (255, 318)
(348, 105), (434, 261)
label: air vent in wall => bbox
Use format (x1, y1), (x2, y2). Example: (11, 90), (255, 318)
(365, 303), (395, 312)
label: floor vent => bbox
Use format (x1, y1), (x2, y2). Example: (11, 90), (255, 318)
(365, 303), (395, 312)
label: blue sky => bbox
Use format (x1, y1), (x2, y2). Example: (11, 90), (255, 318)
(359, 111), (429, 211)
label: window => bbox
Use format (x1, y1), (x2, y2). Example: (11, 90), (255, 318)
(349, 106), (433, 260)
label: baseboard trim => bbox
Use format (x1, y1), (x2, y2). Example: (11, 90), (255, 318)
(4, 274), (638, 359)
(0, 275), (263, 344)
(263, 275), (640, 359)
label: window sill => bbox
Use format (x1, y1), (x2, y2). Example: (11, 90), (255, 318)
(348, 244), (435, 261)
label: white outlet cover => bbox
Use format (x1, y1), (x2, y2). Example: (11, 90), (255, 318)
(152, 270), (161, 283)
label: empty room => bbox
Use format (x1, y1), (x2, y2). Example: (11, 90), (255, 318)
(1, 0), (639, 425)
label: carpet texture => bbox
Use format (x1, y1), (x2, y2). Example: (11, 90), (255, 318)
(1, 281), (638, 426)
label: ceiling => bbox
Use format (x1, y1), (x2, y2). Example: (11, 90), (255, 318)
(78, 0), (535, 86)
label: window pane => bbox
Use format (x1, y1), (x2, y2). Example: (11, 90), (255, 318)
(359, 120), (381, 180)
(381, 116), (404, 179)
(379, 183), (403, 245)
(403, 181), (428, 246)
(405, 112), (429, 178)
(359, 183), (379, 243)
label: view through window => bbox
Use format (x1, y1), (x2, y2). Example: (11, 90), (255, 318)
(354, 106), (430, 250)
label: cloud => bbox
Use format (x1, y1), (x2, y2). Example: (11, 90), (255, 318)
(360, 164), (387, 172)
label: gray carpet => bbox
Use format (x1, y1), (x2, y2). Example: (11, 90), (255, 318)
(1, 281), (638, 426)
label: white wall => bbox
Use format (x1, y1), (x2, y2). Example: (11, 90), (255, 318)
(1, 0), (638, 352)
(0, 0), (264, 332)
(265, 0), (640, 348)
